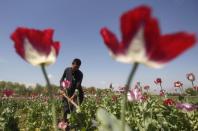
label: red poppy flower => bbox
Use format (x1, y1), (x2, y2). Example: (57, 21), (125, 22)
(144, 85), (150, 90)
(2, 89), (14, 97)
(154, 78), (162, 85)
(163, 98), (175, 106)
(193, 86), (198, 91)
(160, 89), (165, 96)
(186, 73), (195, 82)
(174, 81), (183, 88)
(11, 27), (60, 66)
(100, 5), (196, 68)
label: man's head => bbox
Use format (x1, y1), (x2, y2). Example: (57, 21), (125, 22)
(71, 58), (81, 72)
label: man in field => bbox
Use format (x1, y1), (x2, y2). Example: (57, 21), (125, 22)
(59, 58), (84, 128)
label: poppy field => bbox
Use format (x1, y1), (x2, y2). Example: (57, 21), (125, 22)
(0, 4), (198, 131)
(0, 86), (198, 131)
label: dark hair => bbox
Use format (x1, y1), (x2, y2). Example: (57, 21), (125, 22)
(72, 58), (81, 66)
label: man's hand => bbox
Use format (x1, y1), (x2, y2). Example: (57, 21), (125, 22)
(58, 89), (65, 96)
(58, 89), (79, 109)
(70, 94), (76, 100)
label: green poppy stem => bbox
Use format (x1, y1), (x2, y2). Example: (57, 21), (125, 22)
(160, 83), (163, 91)
(191, 81), (195, 88)
(121, 62), (139, 131)
(41, 64), (57, 131)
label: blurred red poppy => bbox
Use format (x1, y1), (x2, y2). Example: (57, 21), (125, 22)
(186, 73), (195, 82)
(174, 81), (183, 88)
(154, 78), (162, 85)
(163, 98), (175, 106)
(11, 27), (60, 66)
(100, 5), (196, 68)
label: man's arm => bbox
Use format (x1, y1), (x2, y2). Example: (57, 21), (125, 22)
(60, 69), (67, 88)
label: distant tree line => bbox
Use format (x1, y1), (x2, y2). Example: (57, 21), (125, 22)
(0, 81), (111, 97)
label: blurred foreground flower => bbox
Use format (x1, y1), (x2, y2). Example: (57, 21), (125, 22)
(97, 108), (131, 131)
(11, 27), (60, 131)
(100, 5), (196, 130)
(100, 6), (196, 68)
(11, 27), (60, 66)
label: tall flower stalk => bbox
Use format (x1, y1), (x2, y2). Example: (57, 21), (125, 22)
(121, 62), (139, 130)
(100, 5), (196, 130)
(11, 27), (60, 130)
(186, 73), (196, 88)
(174, 81), (184, 94)
(154, 78), (165, 97)
(41, 64), (57, 130)
(174, 81), (185, 102)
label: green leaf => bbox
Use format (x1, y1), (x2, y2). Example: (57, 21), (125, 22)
(97, 108), (131, 131)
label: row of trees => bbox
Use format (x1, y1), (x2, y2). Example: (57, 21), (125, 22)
(0, 81), (56, 97)
(0, 81), (105, 97)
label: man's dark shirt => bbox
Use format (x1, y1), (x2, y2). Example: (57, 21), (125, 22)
(60, 67), (84, 103)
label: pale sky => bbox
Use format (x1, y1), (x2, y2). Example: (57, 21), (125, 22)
(0, 0), (198, 93)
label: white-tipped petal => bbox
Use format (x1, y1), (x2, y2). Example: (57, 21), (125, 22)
(110, 27), (164, 68)
(24, 38), (56, 66)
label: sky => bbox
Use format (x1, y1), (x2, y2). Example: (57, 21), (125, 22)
(0, 0), (198, 92)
